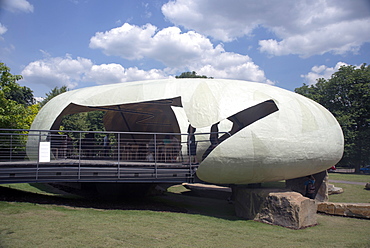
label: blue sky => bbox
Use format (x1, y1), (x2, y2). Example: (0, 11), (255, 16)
(1, 0), (369, 98)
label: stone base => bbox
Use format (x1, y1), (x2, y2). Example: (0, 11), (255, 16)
(232, 187), (317, 229)
(317, 202), (370, 219)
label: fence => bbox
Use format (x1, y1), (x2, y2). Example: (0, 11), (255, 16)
(0, 129), (228, 184)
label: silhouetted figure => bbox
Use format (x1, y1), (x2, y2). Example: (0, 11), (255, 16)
(187, 125), (198, 164)
(103, 134), (110, 157)
(304, 175), (316, 199)
(202, 122), (220, 160)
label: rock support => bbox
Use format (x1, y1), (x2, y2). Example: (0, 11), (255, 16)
(232, 187), (317, 229)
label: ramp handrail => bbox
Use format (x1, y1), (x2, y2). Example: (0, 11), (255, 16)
(0, 129), (230, 184)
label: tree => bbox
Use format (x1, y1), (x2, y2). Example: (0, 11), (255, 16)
(0, 63), (39, 159)
(0, 63), (38, 129)
(295, 64), (370, 173)
(176, 71), (213, 79)
(40, 86), (105, 133)
(39, 85), (68, 107)
(0, 63), (35, 106)
(60, 111), (105, 132)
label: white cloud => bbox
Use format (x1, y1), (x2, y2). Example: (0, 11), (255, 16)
(34, 96), (44, 103)
(21, 54), (168, 90)
(21, 45), (272, 92)
(301, 62), (349, 85)
(0, 23), (7, 35)
(87, 63), (167, 84)
(89, 23), (157, 60)
(259, 19), (370, 57)
(141, 2), (152, 19)
(2, 0), (34, 13)
(161, 0), (370, 57)
(89, 23), (271, 84)
(87, 64), (128, 84)
(21, 55), (94, 89)
(162, 0), (258, 42)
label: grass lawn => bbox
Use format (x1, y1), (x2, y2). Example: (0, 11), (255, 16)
(328, 172), (370, 183)
(0, 177), (369, 248)
(328, 182), (370, 203)
(328, 173), (370, 203)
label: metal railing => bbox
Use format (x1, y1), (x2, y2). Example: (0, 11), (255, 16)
(0, 129), (229, 184)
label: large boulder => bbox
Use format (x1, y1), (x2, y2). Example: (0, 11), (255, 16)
(232, 187), (317, 229)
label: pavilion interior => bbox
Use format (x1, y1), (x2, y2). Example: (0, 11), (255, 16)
(50, 97), (183, 142)
(48, 97), (279, 160)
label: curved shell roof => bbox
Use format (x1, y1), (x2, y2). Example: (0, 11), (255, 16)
(31, 79), (281, 130)
(29, 79), (344, 184)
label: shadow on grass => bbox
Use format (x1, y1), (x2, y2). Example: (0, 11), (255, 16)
(159, 190), (239, 220)
(0, 185), (186, 212)
(0, 184), (241, 221)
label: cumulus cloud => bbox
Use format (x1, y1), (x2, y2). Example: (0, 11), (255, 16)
(89, 23), (157, 60)
(21, 54), (168, 90)
(87, 63), (167, 84)
(21, 44), (272, 91)
(300, 62), (349, 85)
(22, 55), (93, 89)
(90, 23), (271, 84)
(259, 19), (370, 57)
(2, 0), (34, 13)
(161, 0), (370, 57)
(1, 0), (33, 40)
(162, 0), (258, 42)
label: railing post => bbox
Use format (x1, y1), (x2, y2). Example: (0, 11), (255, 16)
(118, 133), (120, 179)
(9, 134), (12, 162)
(154, 134), (157, 178)
(36, 131), (41, 181)
(188, 132), (192, 183)
(78, 132), (81, 180)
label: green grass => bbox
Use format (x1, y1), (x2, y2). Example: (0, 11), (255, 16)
(1, 183), (66, 196)
(328, 183), (370, 203)
(0, 194), (369, 248)
(0, 183), (79, 198)
(0, 178), (369, 248)
(328, 173), (370, 183)
(328, 172), (370, 203)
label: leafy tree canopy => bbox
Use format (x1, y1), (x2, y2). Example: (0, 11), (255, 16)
(40, 86), (105, 137)
(39, 85), (68, 107)
(0, 63), (38, 129)
(175, 71), (213, 79)
(295, 64), (370, 172)
(0, 63), (35, 106)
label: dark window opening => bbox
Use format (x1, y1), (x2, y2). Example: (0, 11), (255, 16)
(203, 100), (279, 160)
